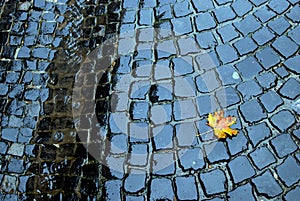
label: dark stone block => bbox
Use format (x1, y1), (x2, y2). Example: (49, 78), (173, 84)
(239, 99), (267, 123)
(270, 110), (296, 132)
(234, 15), (260, 36)
(178, 147), (205, 171)
(249, 146), (276, 170)
(150, 178), (174, 200)
(227, 183), (255, 201)
(259, 91), (283, 113)
(270, 133), (298, 158)
(231, 0), (253, 17)
(268, 17), (291, 35)
(152, 152), (175, 175)
(228, 155), (255, 183)
(252, 170), (283, 198)
(216, 44), (238, 64)
(226, 131), (248, 156)
(284, 55), (300, 74)
(255, 47), (280, 70)
(213, 6), (236, 23)
(152, 124), (173, 150)
(195, 13), (216, 32)
(173, 0), (193, 17)
(175, 122), (198, 147)
(233, 37), (258, 56)
(217, 24), (239, 43)
(173, 99), (197, 121)
(237, 80), (262, 101)
(171, 16), (192, 36)
(256, 72), (276, 90)
(275, 156), (300, 187)
(200, 169), (227, 196)
(195, 70), (220, 93)
(252, 27), (275, 45)
(195, 31), (217, 49)
(268, 0), (290, 14)
(235, 56), (263, 79)
(175, 176), (198, 200)
(272, 36), (298, 59)
(204, 141), (230, 163)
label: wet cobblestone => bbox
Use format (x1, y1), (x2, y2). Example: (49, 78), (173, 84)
(1, 0), (300, 200)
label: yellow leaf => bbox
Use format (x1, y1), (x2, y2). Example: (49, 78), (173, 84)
(207, 110), (239, 139)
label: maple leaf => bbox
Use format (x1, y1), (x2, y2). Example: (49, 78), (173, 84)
(207, 110), (238, 139)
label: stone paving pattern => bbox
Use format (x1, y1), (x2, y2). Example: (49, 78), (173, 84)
(0, 0), (300, 200)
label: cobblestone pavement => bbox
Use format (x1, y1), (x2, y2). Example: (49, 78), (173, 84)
(0, 0), (300, 200)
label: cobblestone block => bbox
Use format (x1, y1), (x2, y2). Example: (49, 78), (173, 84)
(240, 99), (267, 123)
(6, 72), (20, 84)
(235, 56), (263, 79)
(195, 13), (216, 32)
(228, 155), (255, 183)
(171, 16), (192, 36)
(276, 156), (300, 187)
(246, 123), (271, 146)
(252, 27), (275, 46)
(268, 16), (291, 35)
(254, 5), (276, 23)
(195, 31), (217, 49)
(196, 94), (219, 116)
(216, 65), (241, 86)
(7, 157), (24, 173)
(200, 169), (227, 196)
(256, 72), (276, 90)
(2, 128), (19, 142)
(155, 4), (172, 20)
(124, 169), (146, 193)
(175, 122), (198, 147)
(274, 67), (289, 78)
(152, 152), (175, 176)
(1, 175), (17, 193)
(195, 51), (220, 71)
(249, 0), (268, 6)
(0, 83), (8, 96)
(130, 80), (150, 100)
(150, 104), (172, 125)
(233, 37), (258, 56)
(152, 124), (173, 150)
(217, 24), (239, 43)
(292, 128), (300, 140)
(150, 178), (174, 201)
(104, 180), (122, 200)
(279, 78), (300, 99)
(149, 83), (173, 103)
(269, 0), (291, 14)
(255, 47), (280, 70)
(172, 56), (194, 76)
(196, 70), (220, 93)
(284, 55), (300, 74)
(215, 87), (241, 108)
(7, 143), (24, 157)
(288, 25), (300, 45)
(177, 36), (200, 55)
(226, 131), (248, 156)
(175, 176), (198, 200)
(214, 6), (236, 23)
(204, 141), (230, 163)
(0, 142), (8, 154)
(125, 195), (144, 201)
(174, 0), (193, 17)
(227, 183), (255, 201)
(17, 46), (31, 59)
(178, 147), (205, 171)
(154, 60), (172, 80)
(271, 133), (298, 158)
(174, 76), (196, 97)
(231, 0), (253, 17)
(216, 44), (238, 64)
(285, 186), (300, 201)
(252, 170), (283, 198)
(138, 9), (153, 26)
(249, 146), (276, 170)
(270, 110), (296, 132)
(41, 22), (56, 34)
(133, 60), (152, 77)
(272, 36), (298, 59)
(110, 134), (128, 154)
(259, 91), (283, 113)
(234, 15), (260, 36)
(156, 40), (176, 59)
(237, 80), (262, 101)
(215, 0), (232, 5)
(8, 84), (24, 99)
(128, 143), (148, 166)
(130, 101), (149, 121)
(192, 0), (214, 12)
(173, 99), (197, 121)
(129, 122), (149, 143)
